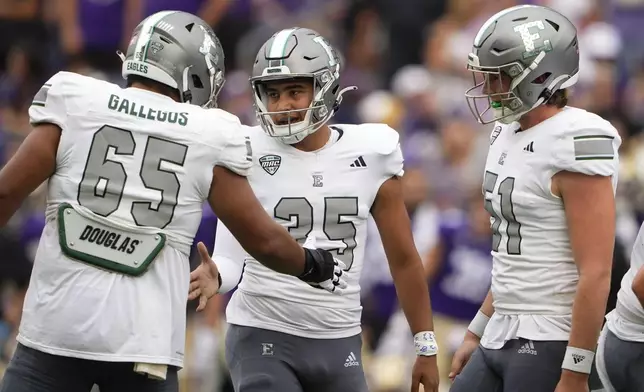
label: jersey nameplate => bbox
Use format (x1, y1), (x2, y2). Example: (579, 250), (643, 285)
(57, 203), (166, 276)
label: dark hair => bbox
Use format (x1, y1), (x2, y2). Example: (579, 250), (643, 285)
(126, 75), (180, 100)
(546, 88), (568, 108)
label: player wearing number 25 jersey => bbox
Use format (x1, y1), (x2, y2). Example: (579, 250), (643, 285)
(0, 12), (344, 392)
(205, 28), (440, 392)
(449, 5), (620, 392)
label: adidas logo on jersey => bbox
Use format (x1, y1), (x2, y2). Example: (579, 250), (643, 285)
(517, 341), (538, 355)
(523, 141), (535, 153)
(344, 352), (360, 367)
(350, 156), (367, 168)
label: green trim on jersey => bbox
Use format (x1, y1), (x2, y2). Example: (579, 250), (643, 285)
(573, 135), (614, 161)
(32, 83), (52, 106)
(575, 156), (614, 161)
(572, 135), (615, 140)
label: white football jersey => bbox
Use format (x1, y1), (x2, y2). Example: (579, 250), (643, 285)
(215, 124), (404, 339)
(20, 71), (251, 366)
(480, 106), (621, 348)
(606, 223), (644, 342)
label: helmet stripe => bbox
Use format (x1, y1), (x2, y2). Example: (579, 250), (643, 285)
(135, 10), (178, 63)
(268, 28), (296, 65)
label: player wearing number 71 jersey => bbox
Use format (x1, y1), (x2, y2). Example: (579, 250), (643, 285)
(0, 11), (345, 392)
(449, 5), (620, 392)
(200, 27), (440, 392)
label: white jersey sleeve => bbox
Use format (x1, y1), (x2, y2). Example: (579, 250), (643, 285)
(29, 71), (73, 128)
(213, 220), (245, 293)
(373, 124), (405, 180)
(552, 125), (621, 177)
(187, 109), (253, 201)
(203, 109), (253, 178)
(364, 124), (404, 197)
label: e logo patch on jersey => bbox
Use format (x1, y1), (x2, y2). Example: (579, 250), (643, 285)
(312, 174), (323, 188)
(259, 154), (281, 175)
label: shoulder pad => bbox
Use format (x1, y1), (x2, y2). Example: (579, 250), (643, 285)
(202, 110), (252, 177)
(338, 123), (400, 155)
(29, 71), (75, 128)
(552, 114), (621, 176)
(29, 71), (111, 129)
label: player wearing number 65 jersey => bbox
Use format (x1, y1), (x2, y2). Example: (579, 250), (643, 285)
(0, 12), (345, 392)
(198, 27), (440, 392)
(449, 5), (620, 392)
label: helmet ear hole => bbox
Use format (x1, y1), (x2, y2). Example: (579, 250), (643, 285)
(545, 19), (560, 31)
(192, 75), (204, 89)
(532, 72), (551, 84)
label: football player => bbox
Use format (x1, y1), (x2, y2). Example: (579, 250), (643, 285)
(194, 27), (440, 392)
(0, 12), (345, 392)
(449, 5), (620, 392)
(596, 222), (644, 392)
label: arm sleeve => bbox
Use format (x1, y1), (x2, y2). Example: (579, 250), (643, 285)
(29, 71), (69, 129)
(212, 220), (247, 293)
(552, 126), (622, 177)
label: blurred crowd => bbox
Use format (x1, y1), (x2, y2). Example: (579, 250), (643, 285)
(1, 0), (644, 391)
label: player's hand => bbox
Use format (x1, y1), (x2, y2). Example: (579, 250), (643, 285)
(297, 236), (347, 294)
(449, 330), (480, 381)
(411, 355), (439, 392)
(297, 237), (347, 295)
(188, 242), (220, 312)
(298, 248), (348, 295)
(554, 370), (590, 392)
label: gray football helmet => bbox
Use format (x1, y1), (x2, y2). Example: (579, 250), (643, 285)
(119, 11), (225, 108)
(250, 27), (356, 144)
(465, 5), (579, 124)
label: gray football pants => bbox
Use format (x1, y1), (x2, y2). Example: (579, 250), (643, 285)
(596, 327), (644, 392)
(450, 338), (603, 392)
(225, 324), (369, 392)
(0, 343), (178, 392)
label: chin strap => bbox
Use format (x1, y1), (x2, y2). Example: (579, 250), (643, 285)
(332, 85), (358, 113)
(181, 66), (193, 103)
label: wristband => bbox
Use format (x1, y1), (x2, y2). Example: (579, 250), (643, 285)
(468, 310), (490, 338)
(561, 346), (594, 374)
(413, 331), (438, 356)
